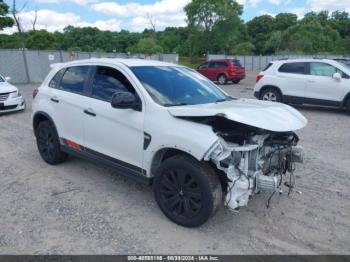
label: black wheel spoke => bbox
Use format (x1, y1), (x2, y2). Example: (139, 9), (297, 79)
(185, 190), (201, 200)
(162, 176), (177, 192)
(165, 195), (181, 210)
(183, 198), (196, 218)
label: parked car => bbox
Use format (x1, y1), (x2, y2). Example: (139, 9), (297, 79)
(254, 59), (350, 114)
(32, 59), (306, 227)
(0, 74), (25, 113)
(196, 59), (246, 85)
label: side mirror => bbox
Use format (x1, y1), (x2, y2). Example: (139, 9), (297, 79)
(111, 91), (141, 111)
(4, 76), (11, 82)
(333, 72), (342, 81)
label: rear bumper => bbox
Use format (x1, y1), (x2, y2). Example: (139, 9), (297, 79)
(228, 73), (246, 81)
(0, 96), (26, 113)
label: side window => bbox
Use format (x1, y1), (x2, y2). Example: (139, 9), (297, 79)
(60, 66), (89, 94)
(49, 69), (65, 89)
(198, 63), (209, 69)
(232, 60), (242, 67)
(278, 62), (306, 74)
(91, 66), (135, 101)
(310, 63), (337, 77)
(214, 62), (228, 68)
(208, 62), (215, 68)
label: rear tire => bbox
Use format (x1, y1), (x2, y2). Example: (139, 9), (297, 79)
(153, 155), (222, 227)
(346, 98), (350, 115)
(217, 74), (227, 85)
(232, 79), (240, 84)
(260, 87), (282, 102)
(35, 121), (67, 165)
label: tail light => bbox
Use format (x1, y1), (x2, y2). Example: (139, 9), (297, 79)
(256, 74), (264, 83)
(228, 66), (236, 73)
(33, 88), (38, 99)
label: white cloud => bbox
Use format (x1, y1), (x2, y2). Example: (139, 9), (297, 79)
(307, 0), (350, 13)
(3, 9), (121, 34)
(287, 7), (307, 18)
(34, 0), (99, 5)
(249, 0), (262, 7)
(268, 0), (282, 5)
(91, 0), (191, 30)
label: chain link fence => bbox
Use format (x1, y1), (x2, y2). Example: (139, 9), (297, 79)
(207, 54), (349, 72)
(0, 49), (179, 84)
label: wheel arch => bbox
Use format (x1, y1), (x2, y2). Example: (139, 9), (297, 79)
(259, 85), (283, 99)
(33, 111), (58, 137)
(150, 147), (201, 177)
(342, 92), (350, 107)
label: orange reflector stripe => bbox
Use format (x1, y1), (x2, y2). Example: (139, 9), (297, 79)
(65, 139), (81, 151)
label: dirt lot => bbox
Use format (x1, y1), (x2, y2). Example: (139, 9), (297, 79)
(0, 72), (349, 255)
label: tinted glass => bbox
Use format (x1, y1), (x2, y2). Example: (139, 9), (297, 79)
(263, 63), (273, 71)
(0, 75), (4, 82)
(60, 66), (89, 94)
(208, 62), (216, 68)
(310, 63), (336, 77)
(91, 66), (135, 101)
(49, 69), (65, 89)
(232, 60), (242, 67)
(214, 62), (228, 68)
(279, 62), (306, 74)
(198, 63), (208, 69)
(131, 66), (231, 106)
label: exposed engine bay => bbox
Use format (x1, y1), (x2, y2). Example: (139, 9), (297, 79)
(190, 116), (305, 210)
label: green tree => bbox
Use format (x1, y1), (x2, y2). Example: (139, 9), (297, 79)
(0, 0), (14, 31)
(130, 37), (162, 55)
(274, 13), (297, 31)
(26, 30), (59, 50)
(185, 0), (244, 55)
(231, 42), (255, 55)
(246, 15), (274, 54)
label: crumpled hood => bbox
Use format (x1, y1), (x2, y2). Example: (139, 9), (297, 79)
(0, 82), (17, 94)
(168, 98), (307, 132)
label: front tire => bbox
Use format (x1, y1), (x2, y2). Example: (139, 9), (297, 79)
(35, 121), (67, 165)
(260, 87), (282, 102)
(232, 79), (240, 84)
(153, 155), (222, 227)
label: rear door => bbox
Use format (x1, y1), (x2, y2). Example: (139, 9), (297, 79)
(276, 62), (307, 99)
(304, 62), (348, 103)
(48, 66), (91, 147)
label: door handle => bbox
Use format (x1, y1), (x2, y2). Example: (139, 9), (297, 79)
(84, 108), (96, 117)
(50, 97), (59, 103)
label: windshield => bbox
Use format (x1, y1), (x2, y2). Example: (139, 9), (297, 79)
(130, 66), (232, 106)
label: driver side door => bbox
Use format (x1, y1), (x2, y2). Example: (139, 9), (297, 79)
(83, 65), (145, 175)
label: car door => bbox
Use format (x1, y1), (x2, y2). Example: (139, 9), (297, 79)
(49, 66), (91, 147)
(276, 62), (307, 99)
(304, 62), (348, 103)
(83, 65), (145, 173)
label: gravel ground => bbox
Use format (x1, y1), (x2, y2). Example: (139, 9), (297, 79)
(0, 72), (349, 254)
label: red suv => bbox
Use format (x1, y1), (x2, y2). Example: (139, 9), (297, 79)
(196, 59), (246, 85)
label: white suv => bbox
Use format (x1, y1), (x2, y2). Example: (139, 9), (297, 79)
(32, 59), (307, 227)
(0, 74), (25, 113)
(254, 59), (350, 114)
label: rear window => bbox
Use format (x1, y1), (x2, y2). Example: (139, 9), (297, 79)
(278, 62), (306, 74)
(263, 63), (273, 71)
(49, 69), (65, 89)
(60, 66), (89, 94)
(232, 60), (242, 67)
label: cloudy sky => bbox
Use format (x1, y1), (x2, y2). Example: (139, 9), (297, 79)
(2, 0), (349, 34)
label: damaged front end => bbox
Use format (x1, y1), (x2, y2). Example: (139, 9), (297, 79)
(203, 118), (305, 211)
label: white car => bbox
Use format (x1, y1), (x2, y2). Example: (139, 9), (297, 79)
(254, 59), (350, 114)
(0, 74), (25, 113)
(32, 59), (307, 227)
